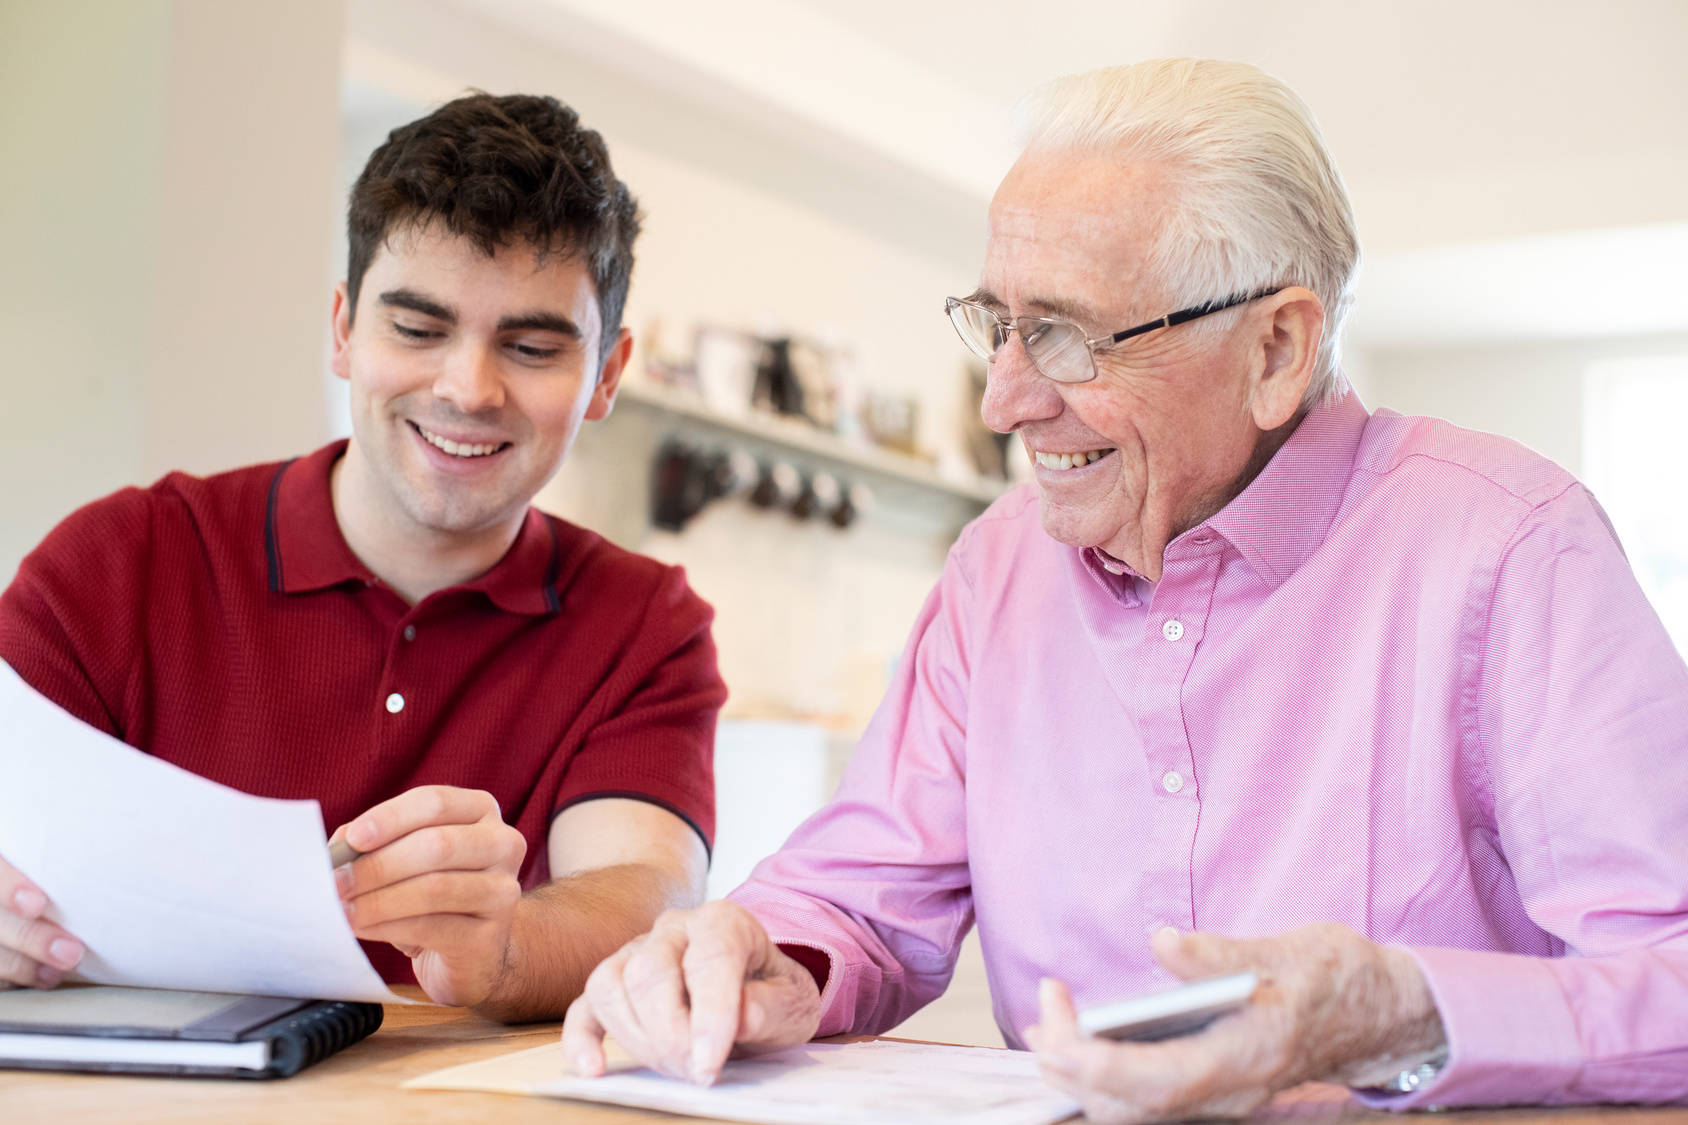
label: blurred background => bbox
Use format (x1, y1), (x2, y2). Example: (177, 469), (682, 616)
(4, 0), (1685, 1044)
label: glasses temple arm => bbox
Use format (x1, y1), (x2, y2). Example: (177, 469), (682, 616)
(1101, 286), (1286, 346)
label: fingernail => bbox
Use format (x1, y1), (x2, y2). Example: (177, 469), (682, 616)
(1157, 925), (1181, 939)
(12, 888), (45, 917)
(689, 1039), (713, 1085)
(36, 965), (63, 988)
(48, 939), (82, 969)
(333, 866), (353, 894)
(347, 821), (374, 849)
(1039, 977), (1059, 1003)
(342, 899), (355, 920)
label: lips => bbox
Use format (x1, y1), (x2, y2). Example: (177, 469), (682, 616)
(1034, 447), (1115, 471)
(411, 422), (509, 459)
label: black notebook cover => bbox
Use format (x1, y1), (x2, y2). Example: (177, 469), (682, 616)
(0, 984), (384, 1079)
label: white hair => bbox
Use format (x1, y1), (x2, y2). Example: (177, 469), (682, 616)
(1019, 58), (1359, 406)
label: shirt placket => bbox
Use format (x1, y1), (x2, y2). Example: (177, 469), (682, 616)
(376, 602), (424, 753)
(1136, 539), (1222, 936)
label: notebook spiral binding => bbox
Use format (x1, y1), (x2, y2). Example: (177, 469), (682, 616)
(261, 1001), (385, 1078)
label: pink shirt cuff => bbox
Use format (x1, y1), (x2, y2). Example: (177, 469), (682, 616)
(1355, 945), (1581, 1110)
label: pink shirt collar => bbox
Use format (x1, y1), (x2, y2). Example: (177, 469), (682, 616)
(1077, 391), (1370, 607)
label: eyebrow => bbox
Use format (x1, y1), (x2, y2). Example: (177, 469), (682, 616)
(966, 287), (1111, 328)
(378, 289), (581, 339)
(379, 288), (456, 323)
(496, 311), (581, 339)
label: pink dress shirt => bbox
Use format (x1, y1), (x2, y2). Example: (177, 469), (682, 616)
(730, 392), (1688, 1109)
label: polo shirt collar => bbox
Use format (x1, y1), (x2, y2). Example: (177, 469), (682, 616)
(1204, 388), (1369, 589)
(267, 440), (562, 615)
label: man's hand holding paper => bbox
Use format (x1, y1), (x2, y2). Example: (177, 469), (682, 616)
(332, 785), (526, 1008)
(0, 852), (83, 990)
(0, 662), (405, 1003)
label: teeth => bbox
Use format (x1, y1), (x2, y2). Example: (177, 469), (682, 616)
(418, 425), (503, 459)
(1035, 449), (1112, 471)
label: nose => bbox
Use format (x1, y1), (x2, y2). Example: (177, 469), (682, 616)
(432, 342), (506, 416)
(979, 335), (1064, 434)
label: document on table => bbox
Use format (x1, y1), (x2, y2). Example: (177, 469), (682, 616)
(0, 663), (406, 1004)
(406, 1038), (1081, 1125)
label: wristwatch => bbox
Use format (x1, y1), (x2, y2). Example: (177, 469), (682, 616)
(1371, 1048), (1449, 1095)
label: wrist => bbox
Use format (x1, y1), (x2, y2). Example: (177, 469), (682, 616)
(1334, 945), (1447, 1087)
(458, 899), (526, 1018)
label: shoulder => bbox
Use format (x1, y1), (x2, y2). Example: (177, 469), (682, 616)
(10, 457), (297, 612)
(545, 514), (713, 627)
(150, 457), (294, 535)
(948, 484), (1057, 587)
(1354, 410), (1578, 513)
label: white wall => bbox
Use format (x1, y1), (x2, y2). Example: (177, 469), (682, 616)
(531, 132), (971, 725)
(1358, 332), (1688, 479)
(0, 0), (344, 583)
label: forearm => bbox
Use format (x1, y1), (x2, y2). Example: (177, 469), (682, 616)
(471, 862), (699, 1023)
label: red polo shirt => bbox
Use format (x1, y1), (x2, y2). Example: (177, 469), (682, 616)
(0, 441), (725, 984)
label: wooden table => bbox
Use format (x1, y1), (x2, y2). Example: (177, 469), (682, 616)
(2, 988), (1683, 1125)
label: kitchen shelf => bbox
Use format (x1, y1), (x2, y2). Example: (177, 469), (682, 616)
(614, 379), (1012, 511)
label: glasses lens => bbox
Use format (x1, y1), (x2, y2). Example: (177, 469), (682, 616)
(1018, 318), (1094, 383)
(946, 299), (1007, 363)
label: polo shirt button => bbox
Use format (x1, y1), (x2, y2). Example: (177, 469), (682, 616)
(385, 692), (405, 714)
(402, 624), (416, 642)
(1162, 770), (1184, 793)
(1162, 619), (1185, 641)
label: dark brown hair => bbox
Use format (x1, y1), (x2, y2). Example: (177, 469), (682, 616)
(347, 92), (641, 361)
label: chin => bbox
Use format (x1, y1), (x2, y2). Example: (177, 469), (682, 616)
(399, 484), (527, 537)
(1035, 493), (1118, 551)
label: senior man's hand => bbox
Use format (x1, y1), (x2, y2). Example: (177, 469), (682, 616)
(331, 785), (526, 1008)
(561, 900), (822, 1084)
(0, 852), (83, 990)
(1025, 923), (1446, 1124)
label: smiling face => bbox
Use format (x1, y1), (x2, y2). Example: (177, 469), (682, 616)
(329, 224), (629, 552)
(977, 148), (1319, 577)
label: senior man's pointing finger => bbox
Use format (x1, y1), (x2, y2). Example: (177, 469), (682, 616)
(563, 901), (823, 1085)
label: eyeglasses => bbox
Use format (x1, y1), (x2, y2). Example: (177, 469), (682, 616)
(944, 286), (1283, 384)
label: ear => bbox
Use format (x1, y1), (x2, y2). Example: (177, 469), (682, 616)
(584, 326), (635, 422)
(329, 281), (354, 383)
(1246, 286), (1323, 431)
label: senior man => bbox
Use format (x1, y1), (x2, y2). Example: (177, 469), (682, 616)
(563, 59), (1688, 1116)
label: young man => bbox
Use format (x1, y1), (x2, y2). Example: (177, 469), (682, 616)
(0, 94), (725, 1022)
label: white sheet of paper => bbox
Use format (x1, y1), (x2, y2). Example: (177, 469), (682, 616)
(408, 1038), (1080, 1125)
(0, 663), (406, 1003)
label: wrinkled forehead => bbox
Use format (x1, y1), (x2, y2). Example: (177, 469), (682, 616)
(982, 150), (1176, 324)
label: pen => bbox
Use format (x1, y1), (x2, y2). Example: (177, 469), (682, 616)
(328, 838), (363, 868)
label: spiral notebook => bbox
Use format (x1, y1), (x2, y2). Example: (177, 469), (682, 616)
(0, 984), (383, 1079)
